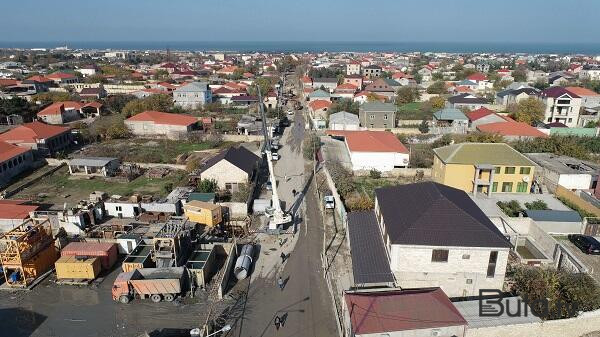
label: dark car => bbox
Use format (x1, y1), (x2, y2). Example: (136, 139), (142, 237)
(568, 234), (600, 254)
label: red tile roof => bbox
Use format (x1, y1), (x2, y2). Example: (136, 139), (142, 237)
(565, 86), (600, 97)
(301, 76), (312, 83)
(308, 100), (331, 111)
(126, 111), (198, 126)
(0, 79), (19, 86)
(335, 83), (358, 90)
(83, 101), (103, 109)
(0, 141), (29, 162)
(327, 130), (409, 153)
(0, 200), (38, 220)
(542, 86), (580, 98)
(477, 121), (548, 138)
(345, 288), (466, 335)
(467, 73), (488, 82)
(26, 75), (53, 83)
(0, 121), (70, 144)
(46, 72), (76, 79)
(37, 101), (83, 116)
(466, 107), (496, 121)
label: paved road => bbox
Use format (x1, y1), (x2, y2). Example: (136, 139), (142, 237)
(228, 111), (338, 337)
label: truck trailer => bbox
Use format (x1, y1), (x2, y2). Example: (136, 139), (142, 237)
(112, 267), (187, 304)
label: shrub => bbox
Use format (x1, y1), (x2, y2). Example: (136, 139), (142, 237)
(345, 192), (375, 211)
(369, 169), (382, 179)
(197, 179), (218, 193)
(525, 200), (549, 210)
(497, 200), (523, 217)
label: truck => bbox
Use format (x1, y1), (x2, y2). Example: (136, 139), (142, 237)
(112, 267), (187, 304)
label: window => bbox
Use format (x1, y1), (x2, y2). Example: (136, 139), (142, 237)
(487, 251), (498, 278)
(432, 249), (449, 262)
(517, 182), (528, 193)
(462, 254), (470, 259)
(494, 167), (501, 174)
(369, 114), (375, 119)
(519, 167), (531, 174)
(505, 167), (515, 174)
(116, 206), (122, 212)
(383, 114), (388, 120)
(492, 182), (498, 192)
(502, 182), (513, 192)
(225, 183), (232, 190)
(466, 279), (473, 284)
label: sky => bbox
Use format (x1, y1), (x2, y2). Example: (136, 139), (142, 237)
(1, 0), (599, 43)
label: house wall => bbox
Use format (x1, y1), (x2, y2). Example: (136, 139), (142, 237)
(39, 114), (64, 125)
(432, 157), (535, 194)
(330, 121), (360, 131)
(39, 131), (72, 157)
(557, 173), (594, 190)
(0, 150), (33, 187)
(200, 160), (249, 191)
(359, 111), (396, 129)
(357, 325), (466, 337)
(389, 244), (509, 297)
(542, 96), (582, 127)
(470, 114), (506, 129)
(104, 202), (140, 218)
(350, 151), (409, 172)
(174, 90), (211, 109)
(125, 121), (191, 139)
(534, 220), (584, 235)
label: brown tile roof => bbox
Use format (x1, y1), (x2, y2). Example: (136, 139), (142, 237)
(327, 130), (408, 153)
(477, 121), (548, 138)
(0, 121), (70, 143)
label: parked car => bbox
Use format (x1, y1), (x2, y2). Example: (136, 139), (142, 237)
(266, 181), (272, 191)
(324, 195), (335, 209)
(287, 110), (295, 116)
(568, 234), (600, 254)
(271, 152), (280, 161)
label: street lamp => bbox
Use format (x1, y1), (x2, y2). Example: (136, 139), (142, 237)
(190, 324), (231, 337)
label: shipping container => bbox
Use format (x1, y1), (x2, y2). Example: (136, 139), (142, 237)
(122, 244), (154, 272)
(61, 242), (118, 270)
(55, 256), (101, 280)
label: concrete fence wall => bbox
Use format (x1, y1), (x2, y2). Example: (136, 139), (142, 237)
(466, 309), (600, 337)
(220, 134), (263, 142)
(353, 167), (432, 178)
(321, 164), (348, 231)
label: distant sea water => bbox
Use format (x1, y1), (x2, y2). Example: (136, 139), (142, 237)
(1, 41), (600, 54)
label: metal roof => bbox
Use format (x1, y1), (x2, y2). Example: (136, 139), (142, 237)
(359, 101), (396, 113)
(68, 157), (119, 167)
(433, 143), (535, 166)
(453, 296), (541, 328)
(375, 182), (511, 248)
(329, 111), (359, 124)
(525, 210), (582, 223)
(347, 211), (395, 285)
(433, 107), (468, 121)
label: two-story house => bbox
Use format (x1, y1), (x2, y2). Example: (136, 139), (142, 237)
(312, 78), (338, 93)
(173, 82), (212, 109)
(432, 143), (536, 196)
(364, 78), (400, 99)
(0, 121), (72, 158)
(346, 61), (361, 75)
(362, 65), (382, 79)
(358, 102), (396, 129)
(540, 87), (582, 127)
(373, 182), (512, 297)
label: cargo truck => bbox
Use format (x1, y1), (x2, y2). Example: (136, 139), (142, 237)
(112, 267), (186, 304)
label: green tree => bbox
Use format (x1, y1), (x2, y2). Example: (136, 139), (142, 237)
(330, 98), (359, 114)
(197, 179), (218, 193)
(511, 97), (545, 124)
(122, 94), (174, 116)
(464, 132), (503, 143)
(512, 68), (527, 82)
(525, 200), (549, 210)
(303, 133), (321, 160)
(395, 86), (420, 105)
(248, 77), (276, 96)
(31, 91), (73, 104)
(153, 69), (169, 81)
(0, 97), (33, 117)
(426, 81), (446, 94)
(103, 94), (135, 113)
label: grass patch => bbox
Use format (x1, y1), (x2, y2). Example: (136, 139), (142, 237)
(13, 167), (188, 205)
(81, 139), (232, 164)
(397, 102), (432, 120)
(353, 176), (410, 199)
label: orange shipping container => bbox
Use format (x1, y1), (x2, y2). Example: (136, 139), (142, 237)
(55, 256), (101, 280)
(61, 242), (118, 270)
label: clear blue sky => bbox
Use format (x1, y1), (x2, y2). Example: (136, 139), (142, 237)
(2, 0), (599, 43)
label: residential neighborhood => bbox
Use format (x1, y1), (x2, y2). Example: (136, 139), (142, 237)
(0, 2), (600, 337)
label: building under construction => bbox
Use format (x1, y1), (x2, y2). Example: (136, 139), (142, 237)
(0, 219), (58, 287)
(152, 217), (192, 268)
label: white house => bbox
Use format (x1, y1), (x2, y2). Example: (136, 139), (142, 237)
(104, 198), (141, 218)
(525, 153), (599, 191)
(374, 182), (512, 297)
(173, 82), (212, 109)
(328, 111), (360, 130)
(540, 87), (582, 127)
(327, 130), (409, 172)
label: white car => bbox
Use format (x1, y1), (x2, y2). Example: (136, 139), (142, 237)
(287, 110), (295, 116)
(271, 152), (280, 161)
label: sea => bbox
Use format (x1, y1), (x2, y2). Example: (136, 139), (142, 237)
(1, 41), (600, 54)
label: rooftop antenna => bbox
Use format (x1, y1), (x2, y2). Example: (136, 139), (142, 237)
(256, 86), (292, 231)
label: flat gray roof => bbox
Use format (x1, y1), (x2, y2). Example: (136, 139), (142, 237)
(453, 296), (542, 328)
(68, 157), (119, 167)
(525, 153), (600, 175)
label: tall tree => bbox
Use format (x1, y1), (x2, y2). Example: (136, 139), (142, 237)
(510, 97), (545, 124)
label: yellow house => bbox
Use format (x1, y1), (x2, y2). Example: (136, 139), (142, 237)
(183, 200), (223, 226)
(432, 143), (536, 196)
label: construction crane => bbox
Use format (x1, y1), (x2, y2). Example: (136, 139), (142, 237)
(256, 86), (292, 231)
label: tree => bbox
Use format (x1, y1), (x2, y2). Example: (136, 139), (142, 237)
(395, 86), (420, 105)
(122, 94), (174, 117)
(525, 200), (549, 210)
(103, 94), (135, 114)
(105, 119), (131, 139)
(330, 98), (359, 114)
(533, 79), (549, 90)
(303, 133), (321, 160)
(232, 183), (251, 202)
(345, 192), (375, 211)
(153, 69), (169, 81)
(464, 132), (503, 143)
(0, 97), (33, 118)
(512, 68), (527, 82)
(426, 81), (446, 94)
(197, 179), (218, 193)
(418, 120), (429, 134)
(31, 91), (73, 104)
(369, 169), (381, 179)
(247, 77), (276, 96)
(497, 200), (523, 217)
(511, 97), (545, 124)
(428, 96), (446, 110)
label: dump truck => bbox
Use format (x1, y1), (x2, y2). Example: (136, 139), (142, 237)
(112, 267), (186, 304)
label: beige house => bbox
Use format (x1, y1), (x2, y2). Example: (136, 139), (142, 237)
(432, 143), (536, 196)
(125, 110), (199, 139)
(199, 146), (260, 192)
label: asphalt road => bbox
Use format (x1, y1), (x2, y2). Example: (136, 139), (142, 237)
(227, 111), (338, 337)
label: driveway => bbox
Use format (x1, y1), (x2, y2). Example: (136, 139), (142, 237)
(557, 237), (600, 283)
